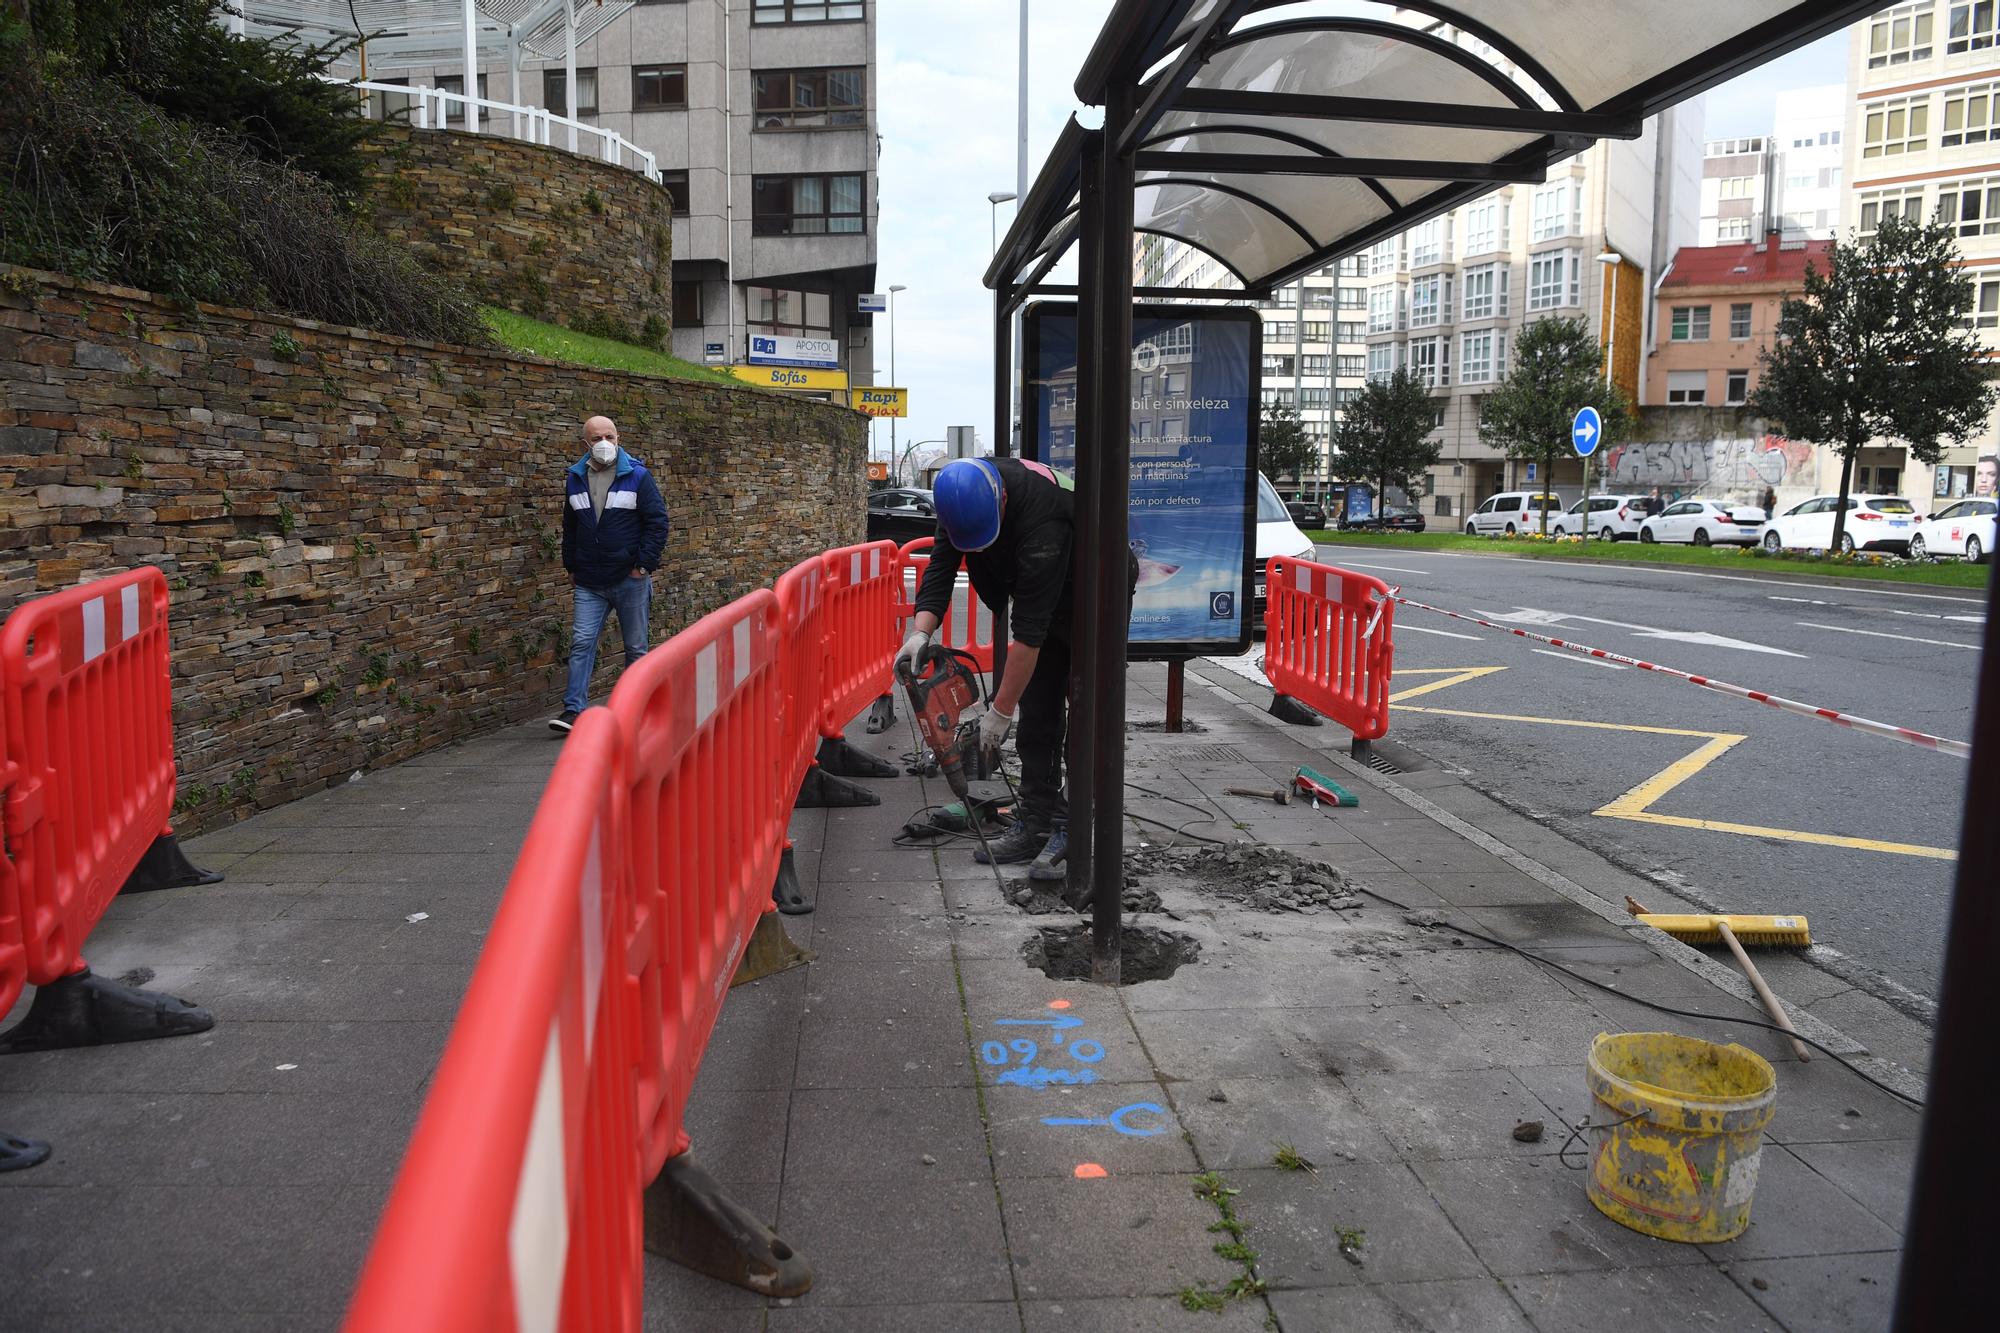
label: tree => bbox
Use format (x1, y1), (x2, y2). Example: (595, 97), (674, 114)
(1750, 212), (1996, 554)
(1333, 367), (1443, 516)
(1478, 316), (1630, 535)
(1257, 398), (1317, 487)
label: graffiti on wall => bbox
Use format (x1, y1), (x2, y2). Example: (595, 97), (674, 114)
(1600, 435), (1814, 491)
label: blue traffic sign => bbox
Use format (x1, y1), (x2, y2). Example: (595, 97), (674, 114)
(1572, 405), (1603, 458)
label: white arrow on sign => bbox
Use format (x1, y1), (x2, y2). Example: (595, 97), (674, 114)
(1573, 417), (1598, 446)
(1472, 607), (1806, 658)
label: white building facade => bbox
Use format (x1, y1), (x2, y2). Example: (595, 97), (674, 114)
(1771, 84), (1847, 239)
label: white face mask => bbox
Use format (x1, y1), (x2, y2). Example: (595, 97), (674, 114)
(590, 440), (618, 466)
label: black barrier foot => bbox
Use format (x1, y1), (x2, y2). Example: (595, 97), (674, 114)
(732, 911), (814, 987)
(794, 765), (882, 809)
(815, 735), (897, 779)
(0, 1131), (51, 1173)
(862, 693), (897, 734)
(770, 846), (813, 916)
(1269, 694), (1324, 727)
(119, 832), (225, 896)
(0, 968), (215, 1054)
(1350, 738), (1373, 763)
(645, 1153), (813, 1298)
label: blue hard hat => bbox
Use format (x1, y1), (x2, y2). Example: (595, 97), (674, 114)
(934, 458), (1004, 551)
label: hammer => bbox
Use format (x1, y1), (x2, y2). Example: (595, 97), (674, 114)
(1225, 786), (1290, 805)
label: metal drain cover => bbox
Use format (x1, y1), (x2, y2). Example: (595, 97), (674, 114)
(1181, 744), (1247, 764)
(1361, 750), (1404, 776)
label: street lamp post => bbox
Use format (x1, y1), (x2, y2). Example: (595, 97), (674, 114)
(888, 284), (908, 467)
(1593, 249), (1622, 549)
(898, 438), (949, 486)
(1313, 291), (1339, 503)
(988, 191), (1018, 254)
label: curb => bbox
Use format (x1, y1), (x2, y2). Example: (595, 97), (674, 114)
(1184, 660), (1930, 1104)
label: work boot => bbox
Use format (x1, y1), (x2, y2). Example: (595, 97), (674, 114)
(973, 820), (1046, 865)
(1027, 827), (1068, 881)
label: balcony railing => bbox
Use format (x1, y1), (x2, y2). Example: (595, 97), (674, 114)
(330, 79), (660, 183)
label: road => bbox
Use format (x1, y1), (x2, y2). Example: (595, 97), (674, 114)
(1217, 543), (1990, 1006)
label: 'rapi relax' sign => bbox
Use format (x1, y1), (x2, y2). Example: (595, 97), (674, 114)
(747, 334), (840, 369)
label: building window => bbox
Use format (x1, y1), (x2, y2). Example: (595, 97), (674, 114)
(1729, 303), (1753, 339)
(1670, 306), (1711, 341)
(1261, 387), (1297, 408)
(1337, 354), (1364, 378)
(1409, 273), (1452, 328)
(752, 0), (865, 23)
(1462, 199), (1505, 255)
(1868, 3), (1936, 68)
(1368, 239), (1399, 276)
(751, 173), (866, 235)
(1299, 386), (1330, 409)
(1462, 263), (1508, 320)
(753, 67), (866, 129)
(1460, 330), (1497, 385)
(1531, 179), (1579, 242)
(1335, 386), (1360, 406)
(1718, 217), (1752, 242)
(433, 74), (489, 124)
(634, 65), (688, 111)
(1937, 175), (2000, 237)
(1300, 320), (1331, 344)
(1527, 250), (1580, 310)
(1666, 371), (1708, 405)
(1263, 354), (1295, 377)
(1858, 186), (1927, 238)
(1410, 336), (1450, 388)
(1338, 321), (1365, 343)
(1863, 95), (1931, 159)
(1367, 286), (1398, 334)
(1949, 2), (1999, 54)
(662, 170), (691, 215)
(673, 280), (703, 326)
(747, 287), (832, 337)
(1338, 287), (1366, 309)
(1265, 321), (1298, 342)
(1725, 369), (1749, 404)
(543, 68), (599, 118)
(1410, 218), (1449, 267)
(1366, 342), (1398, 381)
(1959, 276), (2000, 328)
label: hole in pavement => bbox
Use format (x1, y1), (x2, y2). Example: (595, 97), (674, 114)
(1023, 923), (1201, 984)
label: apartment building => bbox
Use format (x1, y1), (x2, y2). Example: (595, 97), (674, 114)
(1771, 85), (1847, 238)
(1844, 1), (2000, 500)
(1646, 233), (1832, 412)
(1700, 136), (1773, 245)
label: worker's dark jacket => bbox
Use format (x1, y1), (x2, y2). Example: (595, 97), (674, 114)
(913, 458), (1134, 648)
(562, 449), (670, 588)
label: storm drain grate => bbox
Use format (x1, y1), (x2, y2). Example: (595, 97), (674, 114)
(1359, 749), (1404, 776)
(1180, 744), (1248, 764)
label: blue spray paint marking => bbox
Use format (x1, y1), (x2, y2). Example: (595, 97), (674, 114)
(1040, 1102), (1170, 1137)
(994, 1015), (1084, 1032)
(996, 1066), (1100, 1088)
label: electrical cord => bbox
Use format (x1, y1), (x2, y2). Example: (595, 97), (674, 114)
(1343, 880), (1926, 1110)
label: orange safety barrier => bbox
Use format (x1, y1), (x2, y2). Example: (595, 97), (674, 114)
(1, 702), (22, 1018)
(815, 540), (901, 737)
(0, 567), (175, 982)
(1262, 556), (1396, 741)
(772, 558), (825, 792)
(896, 537), (997, 673)
(346, 709), (643, 1333)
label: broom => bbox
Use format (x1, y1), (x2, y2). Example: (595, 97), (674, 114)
(1625, 896), (1812, 1062)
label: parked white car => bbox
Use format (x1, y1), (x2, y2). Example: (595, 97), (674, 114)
(1760, 494), (1919, 554)
(1464, 491), (1566, 537)
(1908, 497), (1996, 563)
(1638, 499), (1767, 547)
(1254, 472), (1319, 629)
(1551, 494), (1651, 541)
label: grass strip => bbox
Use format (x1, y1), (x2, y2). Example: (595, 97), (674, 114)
(480, 307), (742, 385)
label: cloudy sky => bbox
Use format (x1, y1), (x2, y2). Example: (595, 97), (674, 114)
(870, 4), (1849, 471)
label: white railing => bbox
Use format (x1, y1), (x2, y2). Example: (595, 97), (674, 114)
(332, 79), (660, 184)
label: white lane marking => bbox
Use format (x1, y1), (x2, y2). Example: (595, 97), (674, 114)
(1399, 623), (1484, 641)
(1531, 648), (1627, 670)
(1472, 606), (1807, 658)
(1366, 548), (1984, 604)
(1887, 607), (1986, 625)
(1795, 621), (1979, 651)
(1326, 560), (1430, 575)
(1772, 594), (1986, 626)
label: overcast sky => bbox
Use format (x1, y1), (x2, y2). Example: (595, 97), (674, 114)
(870, 6), (1852, 471)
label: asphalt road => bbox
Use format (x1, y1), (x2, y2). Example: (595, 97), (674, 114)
(1221, 543), (1992, 1005)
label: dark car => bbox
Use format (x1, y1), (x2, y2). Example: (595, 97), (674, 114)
(1341, 503), (1426, 533)
(865, 487), (937, 545)
(1285, 498), (1328, 530)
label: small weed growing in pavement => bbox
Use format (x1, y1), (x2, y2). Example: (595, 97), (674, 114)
(1337, 1227), (1365, 1257)
(1177, 1285), (1226, 1314)
(1188, 1171), (1264, 1312)
(1206, 1216), (1247, 1241)
(1272, 1143), (1318, 1174)
(1225, 1273), (1268, 1300)
(1212, 1241), (1256, 1265)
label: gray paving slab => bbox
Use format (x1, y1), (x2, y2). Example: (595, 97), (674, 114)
(1701, 1144), (1903, 1262)
(986, 1078), (1197, 1179)
(1268, 1002), (1501, 1076)
(1347, 1068), (1571, 1163)
(793, 1010), (975, 1089)
(800, 958), (967, 1019)
(1267, 1279), (1537, 1332)
(1167, 1075), (1400, 1170)
(1726, 1249), (1901, 1332)
(1020, 1295), (1273, 1331)
(775, 1174), (1013, 1307)
(1786, 1139), (1915, 1232)
(999, 1173), (1239, 1300)
(783, 1085), (990, 1182)
(1234, 1161), (1488, 1289)
(767, 1301), (1023, 1332)
(1416, 1155), (1711, 1277)
(1501, 1263), (1784, 1332)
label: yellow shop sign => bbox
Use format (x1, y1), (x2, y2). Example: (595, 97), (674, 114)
(853, 386), (909, 418)
(727, 365), (850, 391)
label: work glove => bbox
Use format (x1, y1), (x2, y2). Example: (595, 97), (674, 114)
(895, 629), (932, 677)
(978, 704), (1013, 767)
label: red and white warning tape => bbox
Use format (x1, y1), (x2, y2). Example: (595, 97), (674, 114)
(1392, 594), (1972, 759)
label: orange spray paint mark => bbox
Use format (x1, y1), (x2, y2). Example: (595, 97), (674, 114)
(1048, 999), (1072, 1010)
(1073, 1163), (1108, 1179)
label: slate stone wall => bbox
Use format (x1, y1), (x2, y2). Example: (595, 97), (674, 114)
(357, 124), (673, 345)
(0, 265), (865, 830)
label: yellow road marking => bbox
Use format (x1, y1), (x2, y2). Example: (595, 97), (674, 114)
(1388, 666), (1509, 703)
(1392, 686), (1959, 863)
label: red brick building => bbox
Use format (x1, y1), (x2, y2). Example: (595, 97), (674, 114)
(1646, 232), (1833, 410)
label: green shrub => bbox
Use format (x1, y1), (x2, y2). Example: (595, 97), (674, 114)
(640, 313), (668, 347)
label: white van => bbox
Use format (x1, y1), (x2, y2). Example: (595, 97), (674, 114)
(1255, 472), (1318, 628)
(1465, 491), (1565, 537)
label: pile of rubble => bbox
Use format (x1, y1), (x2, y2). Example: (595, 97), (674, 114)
(1125, 842), (1360, 914)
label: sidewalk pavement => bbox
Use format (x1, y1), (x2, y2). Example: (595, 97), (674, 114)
(0, 661), (1923, 1331)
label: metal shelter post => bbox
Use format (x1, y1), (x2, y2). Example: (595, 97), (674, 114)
(1065, 131), (1105, 931)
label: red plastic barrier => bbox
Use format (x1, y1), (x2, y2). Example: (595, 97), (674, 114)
(607, 590), (787, 1172)
(1, 704), (23, 1022)
(0, 567), (174, 983)
(346, 710), (642, 1333)
(896, 537), (996, 673)
(1262, 556), (1396, 741)
(773, 558), (825, 791)
(816, 541), (901, 736)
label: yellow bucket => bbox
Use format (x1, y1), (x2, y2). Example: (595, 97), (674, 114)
(1583, 1032), (1777, 1243)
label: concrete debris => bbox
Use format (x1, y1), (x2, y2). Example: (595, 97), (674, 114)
(1511, 1120), (1545, 1143)
(1124, 842), (1359, 914)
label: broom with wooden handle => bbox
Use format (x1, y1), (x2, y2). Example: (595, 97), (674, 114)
(1625, 896), (1812, 1062)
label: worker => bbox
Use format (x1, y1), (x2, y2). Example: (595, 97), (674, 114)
(896, 457), (1135, 888)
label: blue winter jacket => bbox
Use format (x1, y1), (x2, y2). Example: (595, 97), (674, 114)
(562, 449), (670, 588)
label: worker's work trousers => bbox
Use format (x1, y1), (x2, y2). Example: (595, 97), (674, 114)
(1013, 631), (1072, 833)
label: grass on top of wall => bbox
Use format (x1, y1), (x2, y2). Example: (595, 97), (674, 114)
(481, 307), (741, 385)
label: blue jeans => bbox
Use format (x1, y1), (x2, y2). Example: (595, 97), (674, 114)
(564, 576), (651, 714)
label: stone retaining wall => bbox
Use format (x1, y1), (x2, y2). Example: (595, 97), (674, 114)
(0, 264), (864, 830)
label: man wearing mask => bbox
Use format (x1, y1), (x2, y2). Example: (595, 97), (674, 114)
(550, 415), (669, 732)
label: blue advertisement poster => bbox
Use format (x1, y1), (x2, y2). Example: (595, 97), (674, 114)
(1345, 484), (1375, 526)
(1022, 304), (1259, 660)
